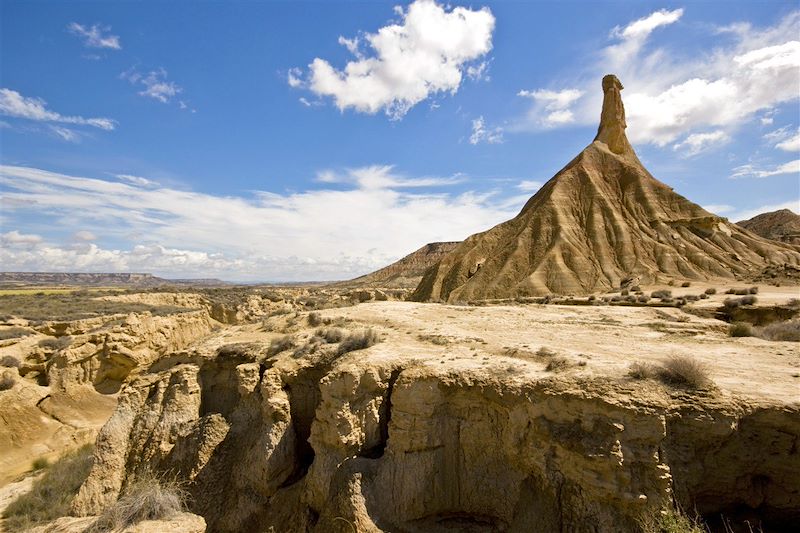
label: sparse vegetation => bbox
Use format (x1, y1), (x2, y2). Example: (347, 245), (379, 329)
(90, 471), (186, 532)
(723, 295), (757, 308)
(681, 281), (691, 288)
(2, 444), (94, 532)
(545, 356), (571, 372)
(0, 292), (191, 323)
(728, 322), (753, 337)
(651, 290), (672, 300)
(0, 371), (15, 391)
(32, 457), (50, 470)
(659, 356), (711, 388)
(758, 320), (800, 342)
(337, 329), (379, 355)
(307, 312), (323, 327)
(267, 335), (296, 356)
(639, 506), (705, 533)
(627, 361), (658, 380)
(749, 286), (759, 294)
(1, 355), (21, 367)
(704, 288), (717, 295)
(315, 327), (344, 343)
(0, 326), (34, 340)
(37, 336), (73, 351)
(536, 346), (557, 358)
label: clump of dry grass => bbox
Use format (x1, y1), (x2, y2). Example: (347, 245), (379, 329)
(0, 327), (34, 341)
(651, 290), (672, 300)
(37, 336), (73, 351)
(545, 356), (572, 372)
(267, 335), (296, 356)
(628, 356), (712, 389)
(1, 355), (21, 367)
(89, 471), (186, 532)
(728, 322), (753, 337)
(0, 370), (16, 391)
(723, 295), (757, 308)
(658, 356), (711, 388)
(315, 327), (344, 344)
(536, 346), (557, 358)
(307, 312), (323, 327)
(704, 288), (717, 295)
(758, 320), (800, 342)
(337, 329), (379, 355)
(2, 444), (94, 532)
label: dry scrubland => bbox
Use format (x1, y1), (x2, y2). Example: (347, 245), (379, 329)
(0, 280), (797, 533)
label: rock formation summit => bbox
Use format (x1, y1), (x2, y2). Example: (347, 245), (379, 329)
(737, 208), (800, 245)
(413, 75), (800, 302)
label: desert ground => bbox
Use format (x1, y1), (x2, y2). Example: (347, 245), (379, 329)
(0, 279), (797, 533)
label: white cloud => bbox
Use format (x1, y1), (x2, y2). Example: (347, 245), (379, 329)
(67, 22), (121, 50)
(672, 130), (729, 156)
(0, 88), (116, 130)
(49, 125), (80, 142)
(611, 8), (684, 41)
(517, 180), (544, 193)
(517, 88), (583, 128)
(466, 61), (490, 81)
(701, 204), (734, 214)
(469, 116), (503, 145)
(73, 230), (97, 241)
(729, 199), (800, 221)
(294, 0), (495, 119)
(116, 174), (157, 187)
(121, 68), (183, 104)
(776, 130), (800, 152)
(1, 230), (42, 247)
(287, 67), (304, 88)
(730, 159), (800, 178)
(0, 164), (518, 281)
(514, 10), (800, 147)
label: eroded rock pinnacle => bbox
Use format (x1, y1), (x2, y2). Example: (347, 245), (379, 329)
(594, 74), (634, 155)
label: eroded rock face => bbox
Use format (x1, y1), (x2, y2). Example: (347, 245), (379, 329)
(72, 349), (800, 533)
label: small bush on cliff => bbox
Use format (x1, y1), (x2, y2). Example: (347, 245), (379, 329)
(267, 335), (296, 356)
(659, 356), (711, 389)
(2, 444), (94, 531)
(728, 322), (753, 337)
(640, 507), (705, 533)
(337, 329), (379, 355)
(90, 472), (186, 532)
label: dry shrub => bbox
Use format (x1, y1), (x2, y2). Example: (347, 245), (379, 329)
(659, 356), (711, 388)
(0, 371), (15, 391)
(704, 288), (717, 295)
(536, 346), (557, 358)
(0, 327), (33, 341)
(749, 286), (759, 294)
(307, 312), (323, 327)
(628, 361), (658, 380)
(545, 356), (571, 372)
(337, 329), (379, 355)
(2, 444), (94, 532)
(758, 320), (800, 342)
(723, 295), (757, 308)
(681, 281), (692, 288)
(651, 290), (672, 300)
(90, 472), (186, 532)
(639, 506), (706, 533)
(315, 327), (344, 343)
(37, 336), (72, 351)
(267, 335), (296, 356)
(1, 355), (21, 367)
(728, 322), (753, 337)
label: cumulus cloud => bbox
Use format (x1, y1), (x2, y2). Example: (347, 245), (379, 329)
(292, 0), (495, 119)
(0, 88), (116, 130)
(67, 22), (121, 50)
(517, 180), (544, 193)
(517, 88), (584, 128)
(0, 164), (522, 281)
(73, 230), (97, 241)
(672, 130), (729, 156)
(121, 68), (183, 104)
(773, 129), (800, 152)
(730, 159), (800, 179)
(469, 116), (503, 144)
(514, 9), (800, 148)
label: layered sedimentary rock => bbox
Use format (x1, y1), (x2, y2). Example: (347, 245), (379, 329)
(72, 345), (799, 532)
(738, 209), (800, 245)
(412, 75), (800, 301)
(341, 242), (461, 289)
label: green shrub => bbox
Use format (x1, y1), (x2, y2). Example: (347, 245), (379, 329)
(2, 445), (94, 531)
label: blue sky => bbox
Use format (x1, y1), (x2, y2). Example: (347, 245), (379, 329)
(1, 0), (798, 281)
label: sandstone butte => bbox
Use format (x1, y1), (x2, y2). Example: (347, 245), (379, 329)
(411, 75), (800, 302)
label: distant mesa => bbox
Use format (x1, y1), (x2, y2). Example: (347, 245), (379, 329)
(0, 272), (228, 287)
(339, 241), (460, 289)
(412, 75), (800, 302)
(737, 209), (800, 245)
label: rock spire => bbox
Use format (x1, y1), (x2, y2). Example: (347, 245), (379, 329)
(594, 74), (634, 155)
